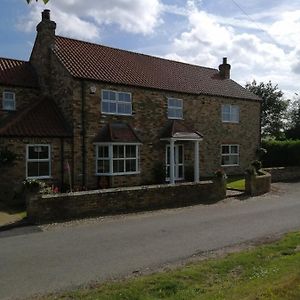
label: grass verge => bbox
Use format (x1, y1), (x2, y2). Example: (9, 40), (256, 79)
(227, 176), (245, 191)
(42, 231), (300, 300)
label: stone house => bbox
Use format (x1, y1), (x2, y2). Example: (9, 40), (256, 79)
(0, 10), (261, 194)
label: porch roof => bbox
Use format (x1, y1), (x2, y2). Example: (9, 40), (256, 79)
(160, 120), (203, 141)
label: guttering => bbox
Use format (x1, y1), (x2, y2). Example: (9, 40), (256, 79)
(81, 80), (86, 188)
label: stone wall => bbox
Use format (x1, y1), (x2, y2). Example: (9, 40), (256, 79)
(27, 180), (226, 223)
(0, 85), (39, 112)
(0, 137), (72, 204)
(69, 80), (261, 189)
(245, 171), (271, 196)
(264, 167), (300, 182)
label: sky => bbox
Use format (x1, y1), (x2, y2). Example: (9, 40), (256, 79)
(1, 0), (300, 99)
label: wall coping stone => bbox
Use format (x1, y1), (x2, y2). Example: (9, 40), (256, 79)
(42, 180), (213, 199)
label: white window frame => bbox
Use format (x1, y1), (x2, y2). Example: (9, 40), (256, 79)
(221, 104), (239, 123)
(221, 144), (240, 167)
(165, 144), (184, 181)
(2, 91), (16, 111)
(167, 98), (183, 119)
(95, 143), (140, 176)
(26, 144), (51, 179)
(101, 90), (132, 116)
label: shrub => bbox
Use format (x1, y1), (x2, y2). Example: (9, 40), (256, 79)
(152, 161), (166, 184)
(0, 147), (16, 167)
(261, 139), (300, 167)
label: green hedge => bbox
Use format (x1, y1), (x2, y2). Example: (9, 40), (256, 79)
(262, 140), (300, 167)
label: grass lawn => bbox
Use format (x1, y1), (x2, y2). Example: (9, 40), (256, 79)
(0, 202), (26, 226)
(42, 231), (300, 300)
(227, 176), (245, 191)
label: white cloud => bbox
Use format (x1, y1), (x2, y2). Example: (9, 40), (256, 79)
(19, 0), (162, 40)
(163, 1), (300, 97)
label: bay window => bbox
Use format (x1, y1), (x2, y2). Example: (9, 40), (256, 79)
(96, 144), (140, 175)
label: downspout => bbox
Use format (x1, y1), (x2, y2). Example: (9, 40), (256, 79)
(60, 138), (64, 191)
(81, 81), (86, 188)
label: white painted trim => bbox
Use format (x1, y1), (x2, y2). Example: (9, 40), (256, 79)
(221, 104), (240, 123)
(26, 144), (51, 179)
(167, 97), (183, 119)
(95, 143), (140, 176)
(166, 143), (184, 182)
(101, 89), (132, 116)
(220, 144), (240, 167)
(2, 91), (16, 111)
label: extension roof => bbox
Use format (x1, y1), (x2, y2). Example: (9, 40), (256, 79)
(0, 57), (38, 88)
(0, 98), (72, 138)
(53, 35), (260, 101)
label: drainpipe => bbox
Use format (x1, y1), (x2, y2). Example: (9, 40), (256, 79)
(81, 81), (86, 188)
(60, 138), (64, 191)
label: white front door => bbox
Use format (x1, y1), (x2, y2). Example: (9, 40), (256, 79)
(166, 144), (184, 180)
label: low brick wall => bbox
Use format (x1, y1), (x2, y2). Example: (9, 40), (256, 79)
(264, 166), (300, 182)
(27, 180), (226, 224)
(245, 171), (271, 196)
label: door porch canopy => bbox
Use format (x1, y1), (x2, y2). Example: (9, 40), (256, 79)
(160, 120), (203, 184)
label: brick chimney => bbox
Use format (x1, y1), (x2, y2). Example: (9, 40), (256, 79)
(218, 57), (231, 79)
(30, 10), (56, 94)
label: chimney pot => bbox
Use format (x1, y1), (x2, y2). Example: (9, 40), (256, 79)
(42, 9), (51, 21)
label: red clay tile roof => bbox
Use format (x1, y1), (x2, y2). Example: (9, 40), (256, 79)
(0, 57), (38, 88)
(93, 122), (141, 143)
(160, 120), (203, 139)
(0, 98), (72, 137)
(54, 36), (260, 101)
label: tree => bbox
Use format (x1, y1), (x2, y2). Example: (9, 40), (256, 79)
(245, 80), (289, 139)
(285, 95), (300, 139)
(26, 0), (49, 4)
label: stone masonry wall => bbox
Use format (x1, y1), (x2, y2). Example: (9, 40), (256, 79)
(264, 167), (300, 182)
(68, 80), (261, 189)
(27, 180), (226, 223)
(0, 137), (72, 203)
(0, 85), (39, 112)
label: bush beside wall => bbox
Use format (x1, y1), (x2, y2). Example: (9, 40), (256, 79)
(27, 180), (226, 224)
(262, 140), (300, 167)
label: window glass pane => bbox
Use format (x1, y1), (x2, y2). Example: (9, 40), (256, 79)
(113, 160), (124, 173)
(229, 155), (238, 165)
(221, 155), (230, 165)
(118, 93), (131, 102)
(3, 100), (15, 110)
(126, 145), (136, 158)
(102, 90), (109, 100)
(113, 145), (124, 158)
(98, 146), (109, 158)
(178, 146), (183, 164)
(38, 146), (49, 159)
(4, 92), (14, 100)
(118, 103), (131, 114)
(230, 145), (238, 154)
(222, 105), (230, 114)
(178, 166), (183, 178)
(27, 162), (39, 177)
(102, 101), (109, 113)
(126, 159), (136, 172)
(166, 166), (170, 178)
(108, 91), (116, 100)
(108, 102), (117, 113)
(38, 162), (50, 176)
(97, 159), (109, 174)
(222, 145), (230, 154)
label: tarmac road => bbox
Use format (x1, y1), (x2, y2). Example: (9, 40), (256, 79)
(0, 182), (300, 299)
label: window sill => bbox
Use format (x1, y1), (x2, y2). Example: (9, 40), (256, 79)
(221, 164), (239, 167)
(96, 171), (140, 176)
(26, 176), (52, 180)
(102, 112), (133, 117)
(222, 121), (240, 124)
